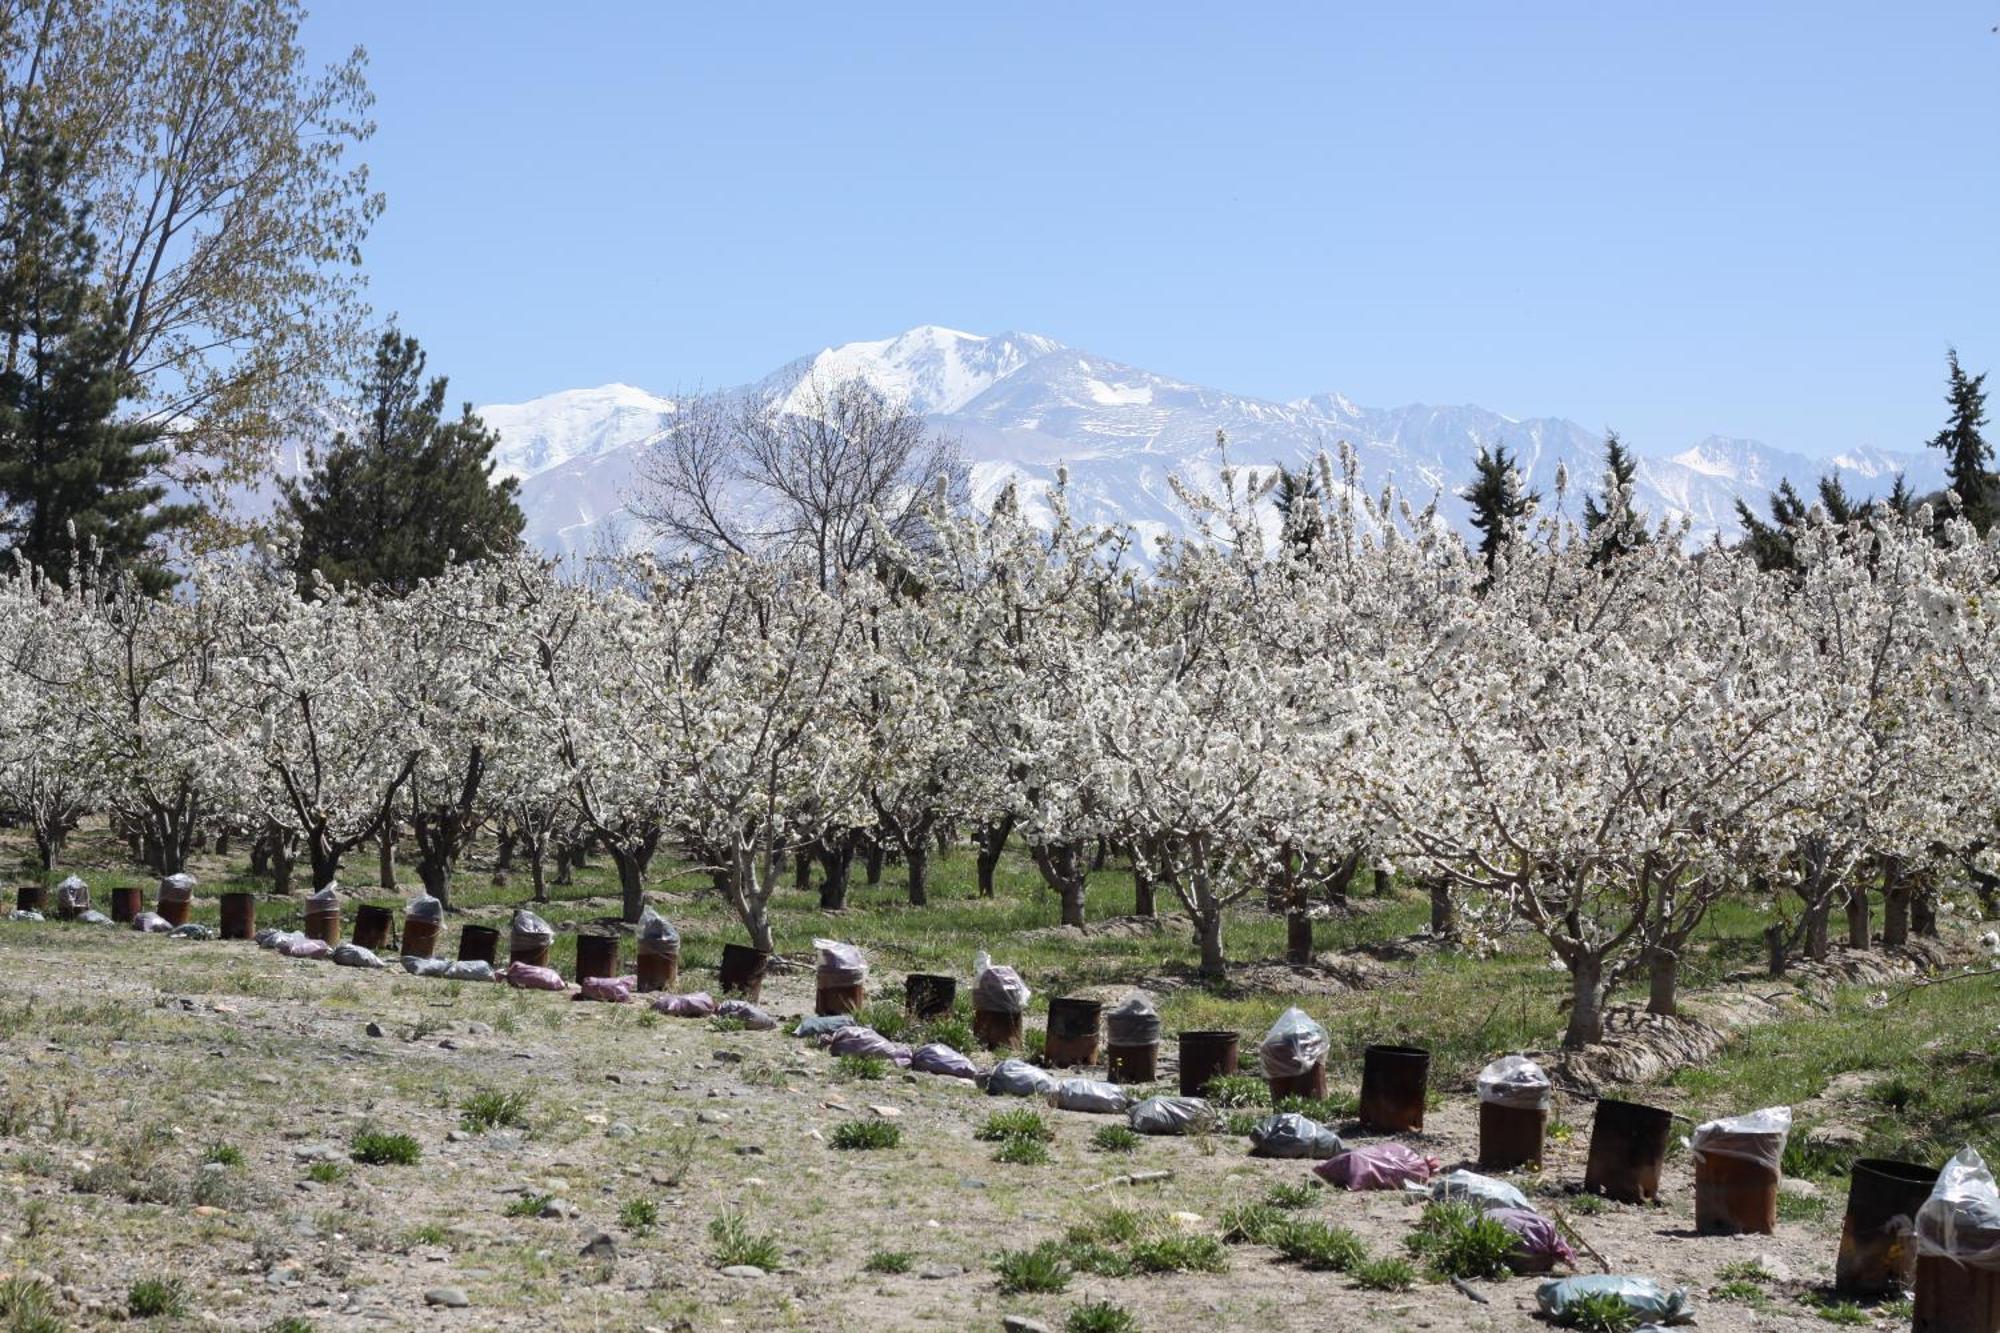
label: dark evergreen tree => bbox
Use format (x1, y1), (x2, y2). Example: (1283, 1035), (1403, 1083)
(1581, 430), (1649, 566)
(1272, 464), (1320, 556)
(1886, 471), (1916, 518)
(1929, 348), (1993, 532)
(1460, 443), (1538, 571)
(286, 329), (525, 594)
(0, 129), (193, 591)
(1733, 479), (1810, 574)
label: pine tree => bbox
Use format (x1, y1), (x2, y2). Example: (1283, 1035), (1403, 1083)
(0, 129), (194, 591)
(1581, 430), (1649, 565)
(1272, 464), (1320, 555)
(1733, 479), (1809, 574)
(1460, 443), (1538, 571)
(1929, 348), (1993, 531)
(286, 329), (525, 594)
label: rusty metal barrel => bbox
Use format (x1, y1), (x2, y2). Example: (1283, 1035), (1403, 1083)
(1178, 1030), (1240, 1097)
(218, 892), (257, 941)
(1836, 1158), (1938, 1297)
(1359, 1044), (1430, 1131)
(1584, 1098), (1674, 1203)
(575, 934), (620, 984)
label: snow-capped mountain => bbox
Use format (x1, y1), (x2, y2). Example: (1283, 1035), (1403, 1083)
(480, 326), (1947, 560)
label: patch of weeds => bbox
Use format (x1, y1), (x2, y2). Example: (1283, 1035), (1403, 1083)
(0, 1276), (62, 1333)
(1351, 1255), (1418, 1291)
(1065, 1301), (1141, 1333)
(1405, 1201), (1515, 1280)
(1069, 1243), (1135, 1277)
(863, 1249), (912, 1274)
(203, 1141), (245, 1167)
(405, 1223), (450, 1247)
(1777, 1190), (1829, 1223)
(1710, 1280), (1770, 1307)
(264, 1320), (316, 1333)
(618, 1198), (659, 1231)
(1273, 1218), (1366, 1271)
(1263, 1180), (1319, 1210)
(1066, 1208), (1149, 1247)
(1565, 1191), (1607, 1216)
(977, 1108), (1054, 1142)
(857, 1001), (911, 1041)
(830, 1119), (900, 1150)
(710, 1015), (749, 1033)
(1222, 1111), (1261, 1137)
(1784, 1128), (1856, 1180)
(995, 1241), (1072, 1294)
(924, 1016), (974, 1052)
(504, 1193), (553, 1219)
(1272, 1093), (1354, 1121)
(349, 1129), (421, 1166)
(655, 1124), (698, 1187)
(1201, 1074), (1269, 1107)
(459, 1088), (532, 1133)
(127, 1276), (189, 1319)
(1551, 1290), (1639, 1332)
(1091, 1124), (1141, 1154)
(1546, 1118), (1576, 1144)
(1716, 1259), (1774, 1284)
(994, 1136), (1050, 1165)
(836, 1054), (889, 1081)
(708, 1211), (783, 1271)
(1128, 1233), (1227, 1274)
(1802, 1296), (1870, 1326)
(1219, 1203), (1289, 1245)
(305, 1161), (344, 1185)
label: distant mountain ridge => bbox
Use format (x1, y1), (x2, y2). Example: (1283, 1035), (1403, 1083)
(474, 325), (1947, 559)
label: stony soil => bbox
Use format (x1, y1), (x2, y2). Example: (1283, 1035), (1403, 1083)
(0, 918), (1909, 1332)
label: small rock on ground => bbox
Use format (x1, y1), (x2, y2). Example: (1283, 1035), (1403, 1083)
(719, 1265), (766, 1279)
(580, 1231), (618, 1260)
(1002, 1319), (1053, 1333)
(423, 1287), (469, 1308)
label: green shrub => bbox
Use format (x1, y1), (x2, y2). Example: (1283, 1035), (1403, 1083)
(0, 1276), (62, 1333)
(1351, 1256), (1417, 1291)
(618, 1198), (658, 1230)
(863, 1249), (912, 1274)
(350, 1130), (421, 1166)
(459, 1088), (532, 1133)
(305, 1161), (344, 1184)
(264, 1319), (317, 1333)
(1222, 1111), (1262, 1137)
(836, 1054), (889, 1081)
(925, 1017), (975, 1052)
(830, 1119), (900, 1151)
(202, 1141), (244, 1167)
(503, 1193), (553, 1219)
(1069, 1243), (1135, 1277)
(127, 1276), (188, 1319)
(1065, 1208), (1150, 1247)
(994, 1136), (1050, 1165)
(1273, 1219), (1365, 1271)
(708, 1211), (783, 1270)
(405, 1222), (449, 1246)
(1201, 1074), (1269, 1107)
(995, 1241), (1071, 1294)
(857, 1001), (911, 1041)
(1804, 1296), (1870, 1326)
(1219, 1203), (1288, 1245)
(1551, 1290), (1639, 1333)
(977, 1108), (1054, 1142)
(1090, 1125), (1141, 1153)
(1263, 1180), (1318, 1210)
(1128, 1233), (1227, 1274)
(1065, 1301), (1141, 1333)
(1405, 1201), (1516, 1280)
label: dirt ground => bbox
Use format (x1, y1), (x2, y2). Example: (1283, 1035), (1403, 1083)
(0, 917), (1907, 1332)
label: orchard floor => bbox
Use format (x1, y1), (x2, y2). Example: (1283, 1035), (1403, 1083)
(2, 884), (1997, 1332)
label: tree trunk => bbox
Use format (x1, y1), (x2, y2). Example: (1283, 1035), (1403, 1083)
(1803, 891), (1832, 962)
(529, 848), (548, 903)
(817, 837), (852, 911)
(1765, 921), (1789, 978)
(613, 848), (647, 924)
(33, 825), (58, 871)
(378, 827), (397, 891)
(250, 828), (271, 877)
(492, 827), (516, 886)
(793, 847), (812, 894)
(554, 841), (575, 886)
(1646, 946), (1679, 1017)
(1285, 907), (1313, 966)
(1912, 884), (1937, 938)
(418, 857), (453, 910)
(1429, 878), (1456, 939)
(1196, 909), (1226, 979)
(1845, 880), (1871, 951)
(1563, 953), (1606, 1048)
(1091, 837), (1108, 873)
(1133, 861), (1155, 918)
(906, 838), (928, 907)
(1882, 859), (1911, 947)
(1374, 865), (1392, 897)
(1031, 842), (1088, 929)
(213, 831), (229, 857)
(975, 817), (1012, 898)
(308, 836), (341, 892)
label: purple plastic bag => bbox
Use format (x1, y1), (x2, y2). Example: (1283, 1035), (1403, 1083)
(1313, 1142), (1441, 1190)
(280, 936), (330, 959)
(716, 999), (777, 1030)
(1487, 1208), (1577, 1272)
(576, 975), (633, 1003)
(506, 960), (567, 991)
(651, 991), (717, 1017)
(909, 1042), (979, 1080)
(824, 1025), (913, 1066)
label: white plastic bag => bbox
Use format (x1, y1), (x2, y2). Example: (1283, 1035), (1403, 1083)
(1258, 1007), (1329, 1078)
(1048, 1078), (1131, 1115)
(1428, 1169), (1532, 1213)
(1477, 1055), (1553, 1110)
(509, 908), (553, 949)
(1104, 993), (1161, 1045)
(985, 1058), (1058, 1098)
(813, 938), (867, 985)
(55, 875), (90, 913)
(1915, 1147), (2000, 1271)
(332, 943), (386, 969)
(404, 893), (443, 922)
(307, 882), (339, 908)
(158, 872), (197, 903)
(637, 906), (680, 957)
(1689, 1105), (1792, 1172)
(971, 950), (1030, 1013)
(1128, 1096), (1213, 1135)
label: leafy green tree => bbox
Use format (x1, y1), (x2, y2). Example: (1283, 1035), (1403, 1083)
(1929, 348), (1993, 531)
(0, 128), (194, 591)
(285, 329), (524, 594)
(1460, 444), (1537, 571)
(1581, 430), (1649, 566)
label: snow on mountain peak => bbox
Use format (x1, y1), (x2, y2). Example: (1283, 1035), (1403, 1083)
(773, 325), (1066, 417)
(483, 383), (677, 481)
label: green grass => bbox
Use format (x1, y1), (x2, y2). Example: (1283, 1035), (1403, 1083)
(1262, 1180), (1319, 1210)
(1351, 1256), (1418, 1291)
(830, 1119), (901, 1150)
(1065, 1301), (1141, 1333)
(1552, 1290), (1639, 1333)
(995, 1241), (1072, 1294)
(978, 1108), (1055, 1142)
(459, 1088), (533, 1133)
(1200, 1074), (1269, 1107)
(708, 1211), (784, 1271)
(305, 1161), (344, 1184)
(0, 1277), (62, 1333)
(863, 1250), (913, 1274)
(349, 1130), (421, 1166)
(836, 1054), (890, 1080)
(405, 1222), (450, 1246)
(1404, 1201), (1516, 1280)
(202, 1141), (244, 1167)
(994, 1136), (1050, 1165)
(126, 1276), (188, 1319)
(1090, 1124), (1141, 1153)
(504, 1193), (554, 1219)
(618, 1198), (659, 1231)
(1066, 1208), (1151, 1247)
(1272, 1219), (1366, 1271)
(1127, 1233), (1228, 1274)
(1803, 1296), (1871, 1326)
(264, 1319), (317, 1333)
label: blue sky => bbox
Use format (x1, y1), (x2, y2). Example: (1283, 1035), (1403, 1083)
(302, 2), (1999, 458)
